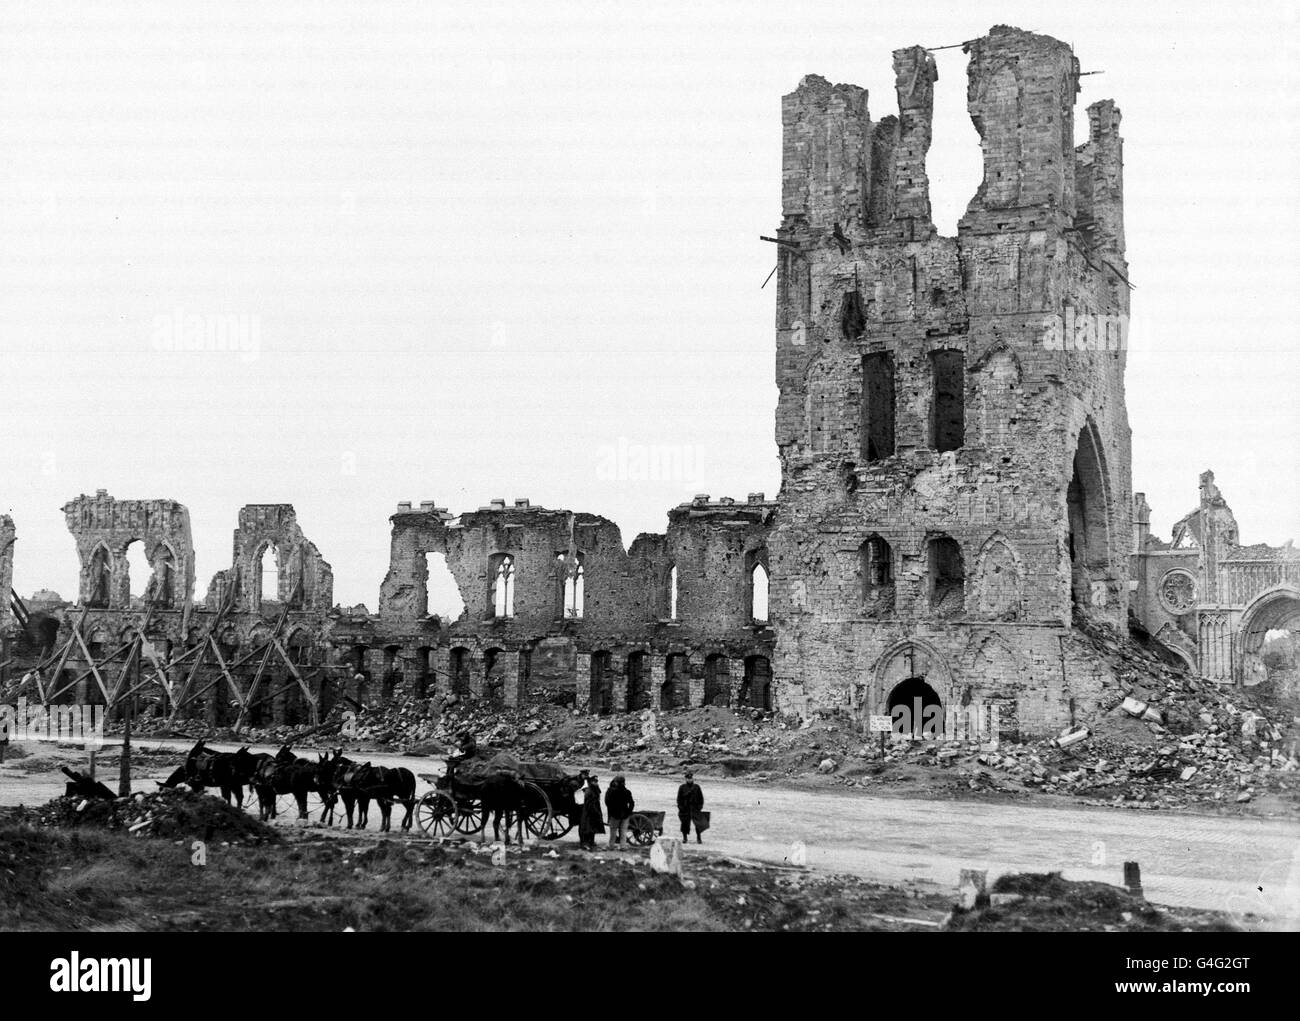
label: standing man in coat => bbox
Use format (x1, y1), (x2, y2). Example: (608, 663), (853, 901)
(578, 773), (606, 851)
(676, 770), (704, 843)
(604, 775), (634, 848)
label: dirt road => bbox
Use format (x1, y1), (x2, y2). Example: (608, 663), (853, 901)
(4, 737), (1297, 928)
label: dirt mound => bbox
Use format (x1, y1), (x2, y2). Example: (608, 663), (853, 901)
(17, 789), (278, 843)
(949, 871), (1239, 932)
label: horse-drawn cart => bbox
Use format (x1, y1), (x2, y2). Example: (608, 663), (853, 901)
(415, 752), (583, 841)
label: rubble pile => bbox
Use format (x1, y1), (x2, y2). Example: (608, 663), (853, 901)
(17, 790), (278, 842)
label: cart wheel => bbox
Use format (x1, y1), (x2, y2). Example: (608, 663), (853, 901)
(520, 782), (554, 839)
(454, 796), (489, 835)
(628, 813), (656, 846)
(540, 813), (573, 840)
(417, 791), (459, 838)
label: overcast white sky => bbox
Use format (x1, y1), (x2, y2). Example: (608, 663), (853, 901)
(0, 0), (1296, 606)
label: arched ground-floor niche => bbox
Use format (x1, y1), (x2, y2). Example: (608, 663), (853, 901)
(662, 653), (689, 709)
(703, 654), (730, 707)
(449, 646), (472, 697)
(589, 651), (613, 715)
(483, 648), (507, 705)
(529, 636), (577, 705)
(740, 655), (772, 710)
(1067, 420), (1113, 612)
(887, 676), (943, 738)
(625, 651), (650, 711)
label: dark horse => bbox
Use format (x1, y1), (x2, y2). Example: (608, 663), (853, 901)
(251, 745), (321, 822)
(323, 749), (416, 832)
(161, 739), (261, 807)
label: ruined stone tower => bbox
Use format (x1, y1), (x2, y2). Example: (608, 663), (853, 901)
(769, 26), (1132, 736)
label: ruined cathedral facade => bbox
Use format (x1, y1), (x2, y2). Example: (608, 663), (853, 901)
(4, 27), (1296, 736)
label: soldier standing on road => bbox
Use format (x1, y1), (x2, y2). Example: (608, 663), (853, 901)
(676, 770), (704, 843)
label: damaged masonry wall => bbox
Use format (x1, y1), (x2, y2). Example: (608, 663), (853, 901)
(354, 494), (777, 712)
(770, 26), (1133, 735)
(204, 504), (334, 614)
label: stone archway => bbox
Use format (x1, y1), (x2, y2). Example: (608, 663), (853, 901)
(1238, 586), (1300, 693)
(870, 639), (954, 712)
(887, 676), (943, 738)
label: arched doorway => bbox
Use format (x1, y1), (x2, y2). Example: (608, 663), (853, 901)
(887, 676), (943, 738)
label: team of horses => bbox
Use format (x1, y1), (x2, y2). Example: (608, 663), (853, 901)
(162, 739), (584, 843)
(162, 740), (417, 832)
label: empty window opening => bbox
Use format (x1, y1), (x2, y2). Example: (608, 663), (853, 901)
(668, 564), (679, 620)
(424, 551), (465, 621)
(840, 289), (866, 340)
(557, 553), (585, 618)
(258, 543), (281, 607)
(927, 48), (985, 236)
(862, 352), (896, 461)
(887, 676), (943, 738)
(930, 349), (965, 451)
(750, 562), (770, 624)
(928, 535), (965, 616)
(491, 555), (515, 618)
(125, 540), (152, 606)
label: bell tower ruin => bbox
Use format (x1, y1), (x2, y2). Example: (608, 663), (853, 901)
(769, 26), (1132, 735)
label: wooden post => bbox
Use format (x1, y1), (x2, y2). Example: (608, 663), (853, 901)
(118, 652), (135, 797)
